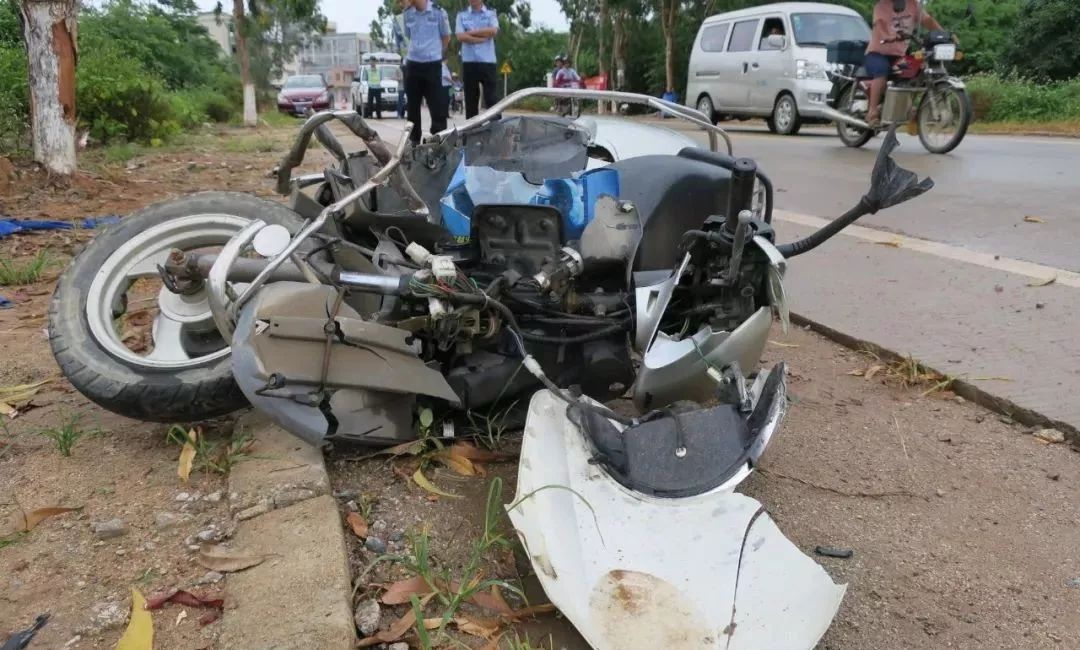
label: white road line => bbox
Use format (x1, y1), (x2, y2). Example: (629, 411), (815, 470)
(775, 209), (1080, 289)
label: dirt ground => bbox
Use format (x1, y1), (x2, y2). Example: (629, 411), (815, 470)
(3, 123), (1080, 649)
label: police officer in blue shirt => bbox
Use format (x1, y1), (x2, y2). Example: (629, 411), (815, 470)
(400, 0), (451, 144)
(455, 0), (499, 118)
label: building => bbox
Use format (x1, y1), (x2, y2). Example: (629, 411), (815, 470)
(195, 12), (370, 89)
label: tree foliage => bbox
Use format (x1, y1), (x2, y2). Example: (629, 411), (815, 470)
(1004, 0), (1080, 81)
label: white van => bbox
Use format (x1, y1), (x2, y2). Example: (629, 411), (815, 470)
(351, 52), (403, 117)
(686, 2), (869, 135)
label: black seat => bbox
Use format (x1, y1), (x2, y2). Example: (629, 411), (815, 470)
(607, 154), (732, 272)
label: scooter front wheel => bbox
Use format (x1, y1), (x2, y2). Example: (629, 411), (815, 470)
(48, 192), (306, 422)
(918, 85), (971, 154)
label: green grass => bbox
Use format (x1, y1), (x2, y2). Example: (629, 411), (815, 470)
(0, 532), (25, 549)
(37, 414), (102, 457)
(166, 424), (255, 475)
(220, 135), (279, 154)
(257, 110), (302, 128)
(0, 250), (52, 286)
(967, 74), (1080, 125)
(466, 400), (519, 450)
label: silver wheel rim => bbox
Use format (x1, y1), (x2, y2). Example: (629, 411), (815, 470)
(840, 89), (869, 140)
(920, 88), (962, 149)
(86, 214), (251, 369)
(698, 97), (712, 116)
(775, 97), (794, 131)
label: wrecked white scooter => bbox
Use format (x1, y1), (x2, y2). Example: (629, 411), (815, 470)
(49, 88), (932, 649)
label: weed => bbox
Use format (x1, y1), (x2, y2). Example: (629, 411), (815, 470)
(854, 350), (955, 395)
(0, 532), (24, 550)
(411, 594), (435, 650)
(135, 567), (162, 587)
(101, 142), (143, 164)
(357, 494), (375, 522)
(466, 400), (519, 450)
(166, 424), (254, 475)
(505, 632), (552, 650)
(0, 250), (52, 285)
(37, 414), (101, 457)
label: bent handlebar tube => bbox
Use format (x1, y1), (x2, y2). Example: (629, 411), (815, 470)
(207, 124), (416, 336)
(430, 87), (734, 156)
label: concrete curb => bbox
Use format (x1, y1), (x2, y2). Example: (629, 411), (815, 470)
(792, 312), (1079, 445)
(217, 411), (356, 649)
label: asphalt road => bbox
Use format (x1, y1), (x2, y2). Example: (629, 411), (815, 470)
(678, 123), (1080, 272)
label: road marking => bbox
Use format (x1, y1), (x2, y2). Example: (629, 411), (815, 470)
(775, 209), (1080, 289)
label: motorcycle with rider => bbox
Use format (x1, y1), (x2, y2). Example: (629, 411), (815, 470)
(822, 0), (972, 154)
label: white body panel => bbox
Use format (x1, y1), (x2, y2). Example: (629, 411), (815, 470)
(510, 390), (847, 650)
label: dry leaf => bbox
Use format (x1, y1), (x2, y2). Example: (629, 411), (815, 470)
(875, 239), (902, 248)
(846, 369), (865, 377)
(434, 450), (476, 476)
(380, 575), (434, 605)
(196, 546), (270, 573)
(768, 340), (800, 348)
(421, 617), (443, 630)
(1027, 275), (1056, 287)
(454, 614), (502, 639)
(864, 364), (884, 380)
(501, 603), (558, 621)
(357, 593), (435, 647)
(146, 588), (224, 610)
(345, 512), (368, 539)
(1023, 215), (1045, 223)
(8, 505), (81, 534)
(412, 468), (460, 498)
(445, 442), (516, 463)
(115, 588), (153, 650)
(174, 610), (187, 627)
(470, 584), (513, 614)
(177, 429), (197, 483)
(0, 380), (52, 417)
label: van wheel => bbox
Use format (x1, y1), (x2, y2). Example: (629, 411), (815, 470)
(696, 95), (717, 125)
(767, 94), (801, 135)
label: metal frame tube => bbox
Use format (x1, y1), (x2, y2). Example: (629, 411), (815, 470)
(431, 87), (734, 156)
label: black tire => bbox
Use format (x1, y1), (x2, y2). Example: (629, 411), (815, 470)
(49, 192), (307, 423)
(835, 84), (875, 148)
(696, 94), (717, 125)
(766, 93), (802, 135)
(917, 85), (971, 154)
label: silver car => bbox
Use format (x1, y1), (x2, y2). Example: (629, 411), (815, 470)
(686, 2), (869, 135)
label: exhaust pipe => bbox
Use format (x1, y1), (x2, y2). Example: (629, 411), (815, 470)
(819, 106), (872, 131)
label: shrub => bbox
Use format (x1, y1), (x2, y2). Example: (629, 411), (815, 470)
(967, 74), (1080, 123)
(77, 43), (180, 143)
(0, 44), (29, 151)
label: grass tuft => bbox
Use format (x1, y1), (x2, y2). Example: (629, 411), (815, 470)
(37, 414), (102, 457)
(0, 250), (53, 286)
(166, 424), (254, 475)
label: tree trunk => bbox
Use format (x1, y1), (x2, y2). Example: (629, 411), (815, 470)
(20, 0), (77, 175)
(233, 0), (256, 126)
(662, 1), (675, 94)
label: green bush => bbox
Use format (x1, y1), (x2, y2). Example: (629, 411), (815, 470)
(77, 44), (180, 144)
(0, 44), (28, 150)
(967, 74), (1080, 123)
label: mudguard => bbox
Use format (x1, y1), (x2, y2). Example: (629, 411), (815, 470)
(509, 390), (846, 650)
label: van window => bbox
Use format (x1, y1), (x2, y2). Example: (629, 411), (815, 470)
(727, 19), (759, 52)
(790, 13), (870, 47)
(759, 17), (786, 50)
(700, 23), (730, 52)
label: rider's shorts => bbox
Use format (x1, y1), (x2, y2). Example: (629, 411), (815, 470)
(864, 52), (899, 79)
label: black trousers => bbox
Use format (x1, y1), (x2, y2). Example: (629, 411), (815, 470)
(462, 62), (497, 119)
(404, 60), (447, 144)
(366, 87), (382, 118)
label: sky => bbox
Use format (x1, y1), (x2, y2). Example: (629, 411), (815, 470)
(193, 0), (570, 34)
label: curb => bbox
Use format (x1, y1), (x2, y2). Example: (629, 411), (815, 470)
(792, 312), (1079, 445)
(217, 411), (356, 649)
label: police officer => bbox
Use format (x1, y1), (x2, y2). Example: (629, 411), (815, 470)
(400, 0), (451, 144)
(455, 0), (499, 118)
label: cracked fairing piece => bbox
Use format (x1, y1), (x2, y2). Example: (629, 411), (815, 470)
(508, 390), (846, 650)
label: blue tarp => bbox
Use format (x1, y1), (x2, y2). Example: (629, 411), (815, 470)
(0, 215), (121, 239)
(0, 295), (11, 309)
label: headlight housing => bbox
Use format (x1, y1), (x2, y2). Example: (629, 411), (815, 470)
(795, 59), (828, 80)
(317, 91), (330, 102)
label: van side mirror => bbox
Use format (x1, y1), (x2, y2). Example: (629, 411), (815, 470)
(766, 34), (786, 50)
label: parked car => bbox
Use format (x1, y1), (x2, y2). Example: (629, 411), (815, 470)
(686, 2), (870, 135)
(351, 53), (402, 118)
(277, 74), (332, 116)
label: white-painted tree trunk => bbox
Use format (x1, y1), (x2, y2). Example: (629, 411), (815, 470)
(20, 0), (78, 175)
(242, 83), (257, 126)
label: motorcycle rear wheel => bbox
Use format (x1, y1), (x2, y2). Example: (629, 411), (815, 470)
(917, 85), (971, 154)
(835, 84), (875, 148)
(49, 192), (306, 423)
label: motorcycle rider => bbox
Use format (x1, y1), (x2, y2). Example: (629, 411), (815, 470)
(865, 0), (946, 127)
